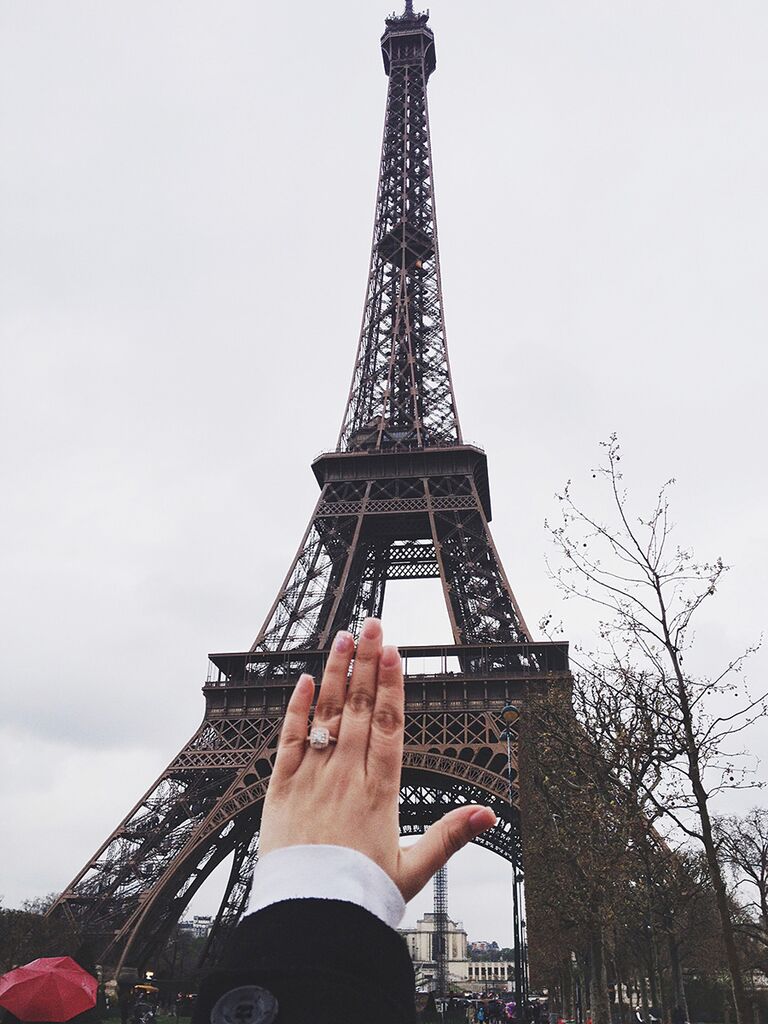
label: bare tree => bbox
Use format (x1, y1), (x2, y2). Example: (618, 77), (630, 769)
(525, 668), (710, 1024)
(543, 434), (766, 1024)
(715, 808), (768, 960)
(524, 682), (649, 1024)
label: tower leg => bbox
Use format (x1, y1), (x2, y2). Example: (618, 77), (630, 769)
(427, 476), (530, 644)
(47, 716), (281, 971)
(196, 831), (259, 969)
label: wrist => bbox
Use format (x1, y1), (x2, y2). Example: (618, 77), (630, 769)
(249, 844), (407, 928)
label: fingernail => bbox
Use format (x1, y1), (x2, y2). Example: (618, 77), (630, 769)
(469, 808), (497, 833)
(381, 645), (401, 668)
(296, 673), (314, 693)
(361, 617), (382, 640)
(334, 631), (353, 652)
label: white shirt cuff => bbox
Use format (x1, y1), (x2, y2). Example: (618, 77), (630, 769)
(247, 845), (407, 929)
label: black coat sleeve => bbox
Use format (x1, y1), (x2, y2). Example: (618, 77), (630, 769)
(192, 899), (416, 1024)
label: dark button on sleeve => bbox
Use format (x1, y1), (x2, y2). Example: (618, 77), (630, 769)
(210, 986), (279, 1024)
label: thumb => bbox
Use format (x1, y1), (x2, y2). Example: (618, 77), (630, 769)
(397, 805), (497, 901)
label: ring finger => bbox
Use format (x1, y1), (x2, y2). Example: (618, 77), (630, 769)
(308, 630), (355, 753)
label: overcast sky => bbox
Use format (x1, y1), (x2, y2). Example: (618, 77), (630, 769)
(1, 0), (767, 949)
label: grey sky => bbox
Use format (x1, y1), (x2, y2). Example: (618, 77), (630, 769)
(1, 1), (767, 947)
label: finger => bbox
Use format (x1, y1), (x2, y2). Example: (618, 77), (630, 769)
(337, 618), (382, 757)
(397, 806), (497, 901)
(366, 645), (405, 785)
(311, 630), (355, 748)
(272, 674), (315, 780)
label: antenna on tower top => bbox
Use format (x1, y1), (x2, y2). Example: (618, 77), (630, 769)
(404, 0), (415, 16)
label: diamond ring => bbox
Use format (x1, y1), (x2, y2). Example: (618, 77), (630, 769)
(308, 726), (338, 750)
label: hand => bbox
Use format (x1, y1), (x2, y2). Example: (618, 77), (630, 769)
(259, 617), (497, 902)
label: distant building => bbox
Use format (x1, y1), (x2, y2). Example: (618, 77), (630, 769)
(399, 915), (513, 994)
(400, 912), (468, 963)
(463, 961), (516, 991)
(178, 915), (214, 938)
(469, 940), (500, 955)
(192, 915), (213, 938)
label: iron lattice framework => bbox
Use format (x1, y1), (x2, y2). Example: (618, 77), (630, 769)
(338, 6), (458, 453)
(433, 866), (449, 1000)
(48, 3), (571, 975)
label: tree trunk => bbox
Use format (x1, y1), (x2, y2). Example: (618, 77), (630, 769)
(667, 935), (690, 1023)
(590, 926), (612, 1024)
(663, 634), (750, 1024)
(613, 928), (628, 1024)
(562, 961), (574, 1019)
(576, 958), (587, 1024)
(614, 960), (628, 1024)
(695, 798), (749, 1024)
(647, 947), (659, 1013)
(640, 974), (651, 1024)
(649, 925), (668, 1024)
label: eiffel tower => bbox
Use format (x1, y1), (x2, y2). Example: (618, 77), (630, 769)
(49, 2), (571, 975)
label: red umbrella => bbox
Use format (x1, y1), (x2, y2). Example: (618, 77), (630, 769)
(0, 957), (97, 1022)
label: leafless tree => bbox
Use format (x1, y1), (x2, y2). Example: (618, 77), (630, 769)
(524, 682), (651, 1024)
(543, 434), (766, 1024)
(715, 808), (768, 961)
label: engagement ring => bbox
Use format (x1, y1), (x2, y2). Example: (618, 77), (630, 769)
(308, 726), (338, 750)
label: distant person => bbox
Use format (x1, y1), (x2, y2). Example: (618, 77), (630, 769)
(118, 984), (134, 1024)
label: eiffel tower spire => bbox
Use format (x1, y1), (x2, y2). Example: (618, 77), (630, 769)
(339, 3), (456, 452)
